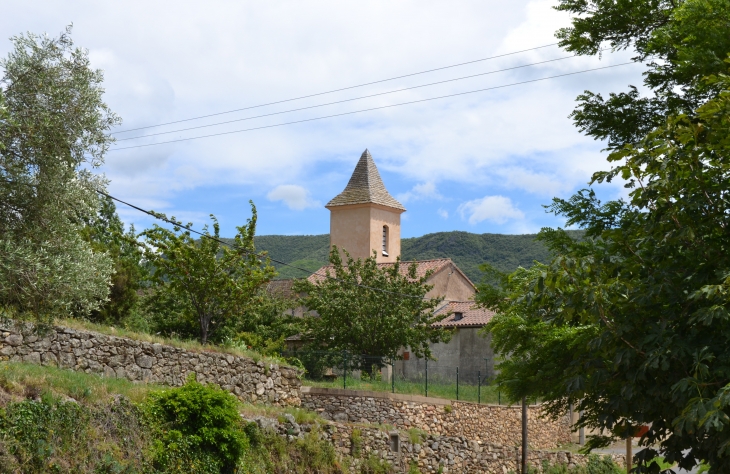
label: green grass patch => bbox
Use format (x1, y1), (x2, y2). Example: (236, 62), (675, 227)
(0, 361), (161, 403)
(306, 376), (505, 404)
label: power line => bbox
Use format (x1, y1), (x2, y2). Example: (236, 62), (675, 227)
(111, 43), (559, 134)
(96, 189), (426, 299)
(116, 53), (589, 142)
(109, 61), (636, 151)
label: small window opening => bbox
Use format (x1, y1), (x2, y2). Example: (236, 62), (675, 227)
(453, 312), (464, 321)
(389, 432), (400, 453)
(382, 225), (389, 256)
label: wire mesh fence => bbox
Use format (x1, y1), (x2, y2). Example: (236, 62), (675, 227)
(283, 350), (504, 405)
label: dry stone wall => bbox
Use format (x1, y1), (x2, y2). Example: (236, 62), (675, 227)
(301, 387), (570, 450)
(0, 322), (301, 406)
(248, 414), (624, 474)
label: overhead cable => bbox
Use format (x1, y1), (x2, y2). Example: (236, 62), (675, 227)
(116, 53), (591, 142)
(109, 61), (637, 151)
(111, 43), (559, 134)
(96, 189), (426, 299)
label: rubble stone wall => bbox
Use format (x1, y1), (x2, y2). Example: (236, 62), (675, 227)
(248, 414), (624, 474)
(0, 322), (301, 406)
(301, 387), (571, 450)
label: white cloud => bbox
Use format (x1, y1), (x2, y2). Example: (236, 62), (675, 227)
(267, 184), (319, 210)
(437, 208), (448, 219)
(397, 182), (443, 203)
(458, 195), (524, 225)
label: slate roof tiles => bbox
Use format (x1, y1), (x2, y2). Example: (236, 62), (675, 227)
(326, 149), (406, 211)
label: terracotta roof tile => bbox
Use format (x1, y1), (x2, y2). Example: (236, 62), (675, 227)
(266, 279), (295, 299)
(326, 149), (406, 211)
(432, 301), (495, 328)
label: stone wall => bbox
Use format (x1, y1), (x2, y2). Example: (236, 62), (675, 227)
(0, 322), (302, 406)
(248, 414), (624, 474)
(301, 387), (571, 450)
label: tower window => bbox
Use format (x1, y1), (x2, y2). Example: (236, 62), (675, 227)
(382, 225), (389, 256)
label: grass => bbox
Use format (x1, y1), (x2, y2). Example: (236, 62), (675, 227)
(0, 361), (162, 403)
(52, 317), (290, 367)
(306, 376), (507, 404)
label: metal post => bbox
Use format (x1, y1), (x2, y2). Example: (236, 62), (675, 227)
(521, 397), (528, 474)
(456, 367), (459, 401)
(478, 370), (481, 404)
(391, 358), (395, 393)
(343, 350), (347, 390)
(579, 410), (585, 445)
(425, 359), (428, 398)
(498, 390), (501, 405)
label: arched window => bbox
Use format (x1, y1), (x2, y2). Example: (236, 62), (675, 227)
(382, 225), (389, 256)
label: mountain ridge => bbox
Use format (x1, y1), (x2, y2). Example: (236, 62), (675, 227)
(250, 230), (581, 282)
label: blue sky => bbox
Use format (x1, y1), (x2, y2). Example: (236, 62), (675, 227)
(2, 1), (646, 238)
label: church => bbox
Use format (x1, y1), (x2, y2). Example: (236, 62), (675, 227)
(305, 149), (497, 383)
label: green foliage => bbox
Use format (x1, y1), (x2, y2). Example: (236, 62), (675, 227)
(142, 203), (275, 344)
(408, 462), (422, 474)
(0, 27), (118, 323)
(360, 455), (394, 474)
(0, 395), (149, 473)
(480, 1), (730, 472)
(232, 289), (304, 356)
(351, 429), (363, 457)
(253, 231), (581, 283)
(513, 455), (623, 474)
(293, 247), (449, 363)
(143, 376), (248, 473)
(81, 195), (147, 325)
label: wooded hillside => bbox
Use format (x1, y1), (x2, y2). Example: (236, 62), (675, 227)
(251, 231), (582, 282)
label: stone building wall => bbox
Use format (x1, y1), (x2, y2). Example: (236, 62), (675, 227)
(301, 387), (571, 450)
(0, 322), (302, 406)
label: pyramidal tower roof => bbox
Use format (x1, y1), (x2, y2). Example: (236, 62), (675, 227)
(326, 149), (406, 211)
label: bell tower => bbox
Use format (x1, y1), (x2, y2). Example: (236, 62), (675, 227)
(326, 149), (405, 263)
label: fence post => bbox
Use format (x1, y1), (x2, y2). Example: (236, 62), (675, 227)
(343, 350), (347, 390)
(425, 359), (428, 398)
(391, 358), (395, 393)
(498, 389), (501, 405)
(456, 367), (459, 401)
(478, 370), (481, 404)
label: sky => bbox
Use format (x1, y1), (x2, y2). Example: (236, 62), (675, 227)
(2, 1), (646, 238)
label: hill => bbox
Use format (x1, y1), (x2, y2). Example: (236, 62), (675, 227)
(253, 231), (582, 282)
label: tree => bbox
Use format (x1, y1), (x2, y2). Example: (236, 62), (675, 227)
(293, 247), (449, 369)
(81, 195), (147, 325)
(477, 1), (730, 472)
(0, 27), (118, 322)
(141, 203), (276, 345)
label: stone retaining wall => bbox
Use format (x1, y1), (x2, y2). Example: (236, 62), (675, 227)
(0, 322), (301, 406)
(301, 387), (571, 450)
(249, 414), (624, 473)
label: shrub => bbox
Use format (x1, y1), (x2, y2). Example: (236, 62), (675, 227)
(361, 454), (394, 474)
(143, 375), (248, 473)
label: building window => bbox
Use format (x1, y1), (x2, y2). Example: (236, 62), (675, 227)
(453, 312), (463, 321)
(382, 225), (389, 256)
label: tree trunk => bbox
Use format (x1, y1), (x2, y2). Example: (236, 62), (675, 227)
(199, 313), (211, 345)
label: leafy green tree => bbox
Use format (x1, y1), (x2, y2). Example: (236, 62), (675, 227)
(293, 247), (449, 367)
(0, 27), (118, 322)
(81, 195), (146, 325)
(141, 203), (276, 345)
(478, 1), (730, 472)
(234, 288), (304, 356)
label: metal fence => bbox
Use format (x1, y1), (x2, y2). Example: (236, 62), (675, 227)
(283, 350), (504, 405)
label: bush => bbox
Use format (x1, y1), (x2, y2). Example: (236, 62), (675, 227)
(143, 375), (248, 473)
